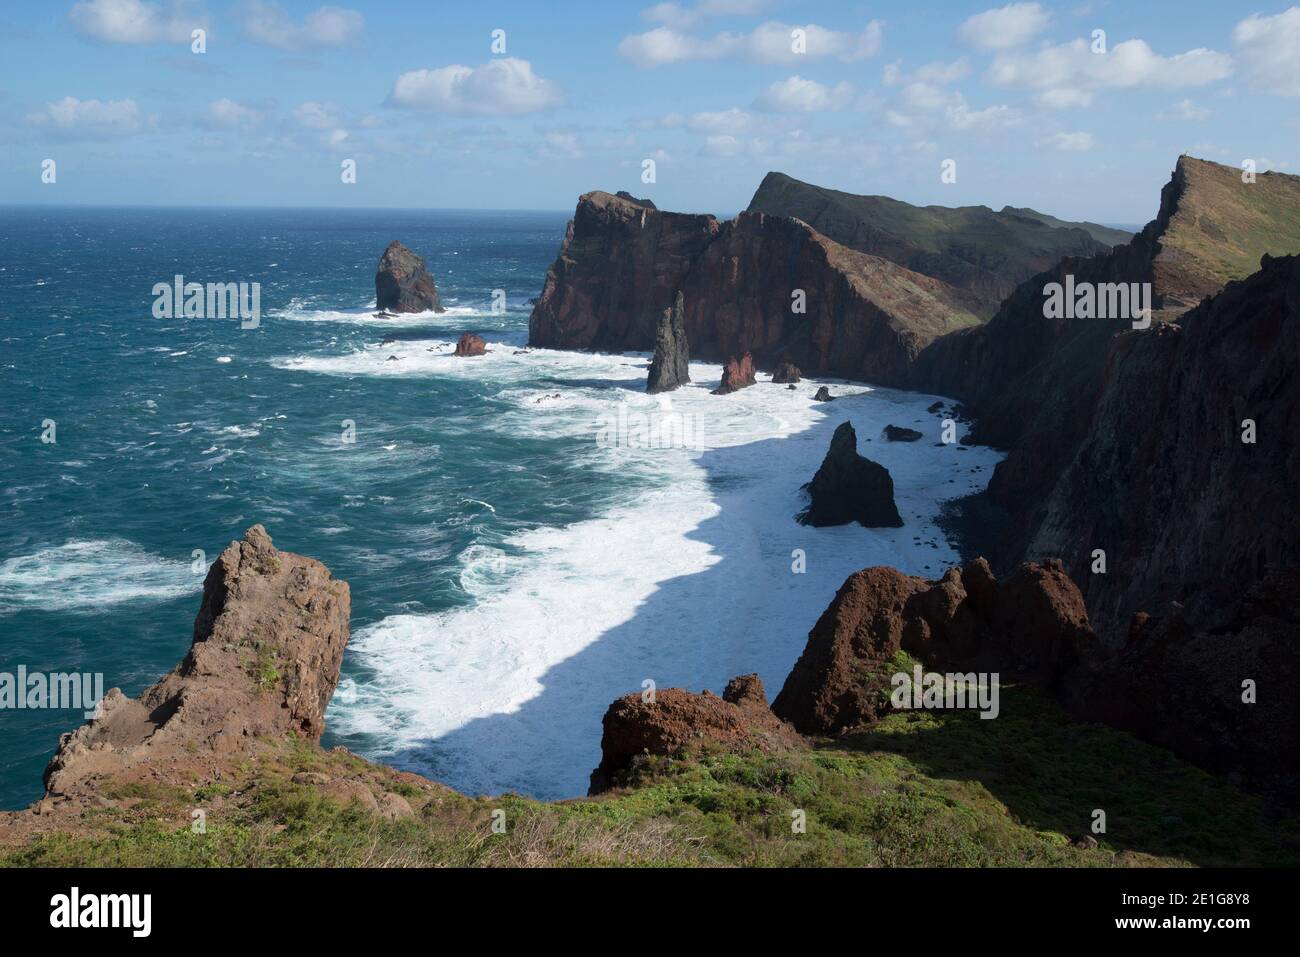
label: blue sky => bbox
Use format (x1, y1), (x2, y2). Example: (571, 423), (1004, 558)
(1, 0), (1297, 221)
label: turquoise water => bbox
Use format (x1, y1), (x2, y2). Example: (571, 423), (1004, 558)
(0, 205), (1000, 807)
(0, 206), (599, 808)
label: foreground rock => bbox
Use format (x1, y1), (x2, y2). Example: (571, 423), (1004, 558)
(40, 526), (349, 801)
(454, 332), (487, 357)
(813, 386), (834, 402)
(589, 674), (802, 793)
(799, 421), (902, 528)
(375, 241), (444, 313)
(711, 352), (756, 394)
(646, 290), (690, 393)
(773, 559), (1096, 734)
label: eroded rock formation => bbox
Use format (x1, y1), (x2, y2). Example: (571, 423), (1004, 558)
(454, 332), (487, 357)
(711, 352), (756, 395)
(646, 290), (690, 393)
(376, 241), (444, 313)
(799, 421), (902, 528)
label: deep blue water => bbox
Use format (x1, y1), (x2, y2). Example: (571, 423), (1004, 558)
(0, 205), (619, 809)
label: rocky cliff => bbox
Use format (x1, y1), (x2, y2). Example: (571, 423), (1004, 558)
(747, 171), (1119, 313)
(910, 157), (1300, 641)
(528, 191), (980, 386)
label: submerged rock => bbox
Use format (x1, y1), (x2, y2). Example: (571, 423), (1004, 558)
(454, 332), (487, 357)
(883, 425), (923, 442)
(646, 290), (691, 393)
(375, 241), (444, 313)
(799, 421), (903, 528)
(711, 352), (756, 394)
(771, 360), (801, 384)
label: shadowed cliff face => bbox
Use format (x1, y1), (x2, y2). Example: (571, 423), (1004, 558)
(909, 157), (1300, 642)
(747, 171), (1119, 314)
(528, 191), (979, 386)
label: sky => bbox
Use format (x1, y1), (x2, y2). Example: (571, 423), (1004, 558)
(0, 0), (1297, 222)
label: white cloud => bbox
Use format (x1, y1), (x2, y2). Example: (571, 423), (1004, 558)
(988, 38), (1233, 102)
(755, 76), (855, 112)
(958, 3), (1049, 51)
(69, 0), (205, 44)
(685, 107), (754, 132)
(239, 1), (363, 51)
(1161, 98), (1210, 121)
(294, 100), (339, 129)
(389, 58), (563, 116)
(618, 19), (882, 68)
(1233, 7), (1300, 97)
(29, 96), (153, 138)
(946, 99), (1021, 131)
(1040, 131), (1095, 151)
(541, 132), (583, 159)
(205, 98), (263, 128)
(700, 134), (742, 156)
(1038, 88), (1093, 109)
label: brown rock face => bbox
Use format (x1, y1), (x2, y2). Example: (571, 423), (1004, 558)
(375, 241), (444, 313)
(41, 525), (351, 799)
(589, 674), (802, 793)
(773, 567), (926, 734)
(799, 421), (903, 528)
(711, 351), (756, 394)
(773, 559), (1097, 735)
(528, 193), (979, 386)
(747, 171), (1118, 314)
(528, 191), (719, 351)
(453, 332), (487, 357)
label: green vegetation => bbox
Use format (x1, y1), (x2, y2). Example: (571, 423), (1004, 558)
(7, 681), (1294, 868)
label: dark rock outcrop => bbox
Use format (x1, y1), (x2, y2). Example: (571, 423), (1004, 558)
(771, 360), (801, 383)
(42, 526), (351, 799)
(812, 386), (834, 402)
(799, 421), (902, 528)
(528, 192), (980, 386)
(646, 290), (690, 393)
(883, 425), (923, 442)
(615, 191), (656, 209)
(375, 241), (444, 313)
(454, 332), (487, 357)
(711, 352), (756, 395)
(589, 674), (802, 793)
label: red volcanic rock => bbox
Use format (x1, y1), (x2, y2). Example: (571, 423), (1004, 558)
(711, 352), (756, 395)
(773, 558), (1098, 735)
(375, 241), (444, 314)
(43, 526), (351, 798)
(589, 673), (802, 793)
(453, 332), (487, 357)
(772, 567), (927, 735)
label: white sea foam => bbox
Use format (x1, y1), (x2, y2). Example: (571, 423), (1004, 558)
(0, 539), (201, 615)
(311, 340), (1003, 799)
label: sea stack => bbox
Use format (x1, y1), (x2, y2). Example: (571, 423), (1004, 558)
(646, 291), (691, 393)
(771, 360), (801, 384)
(799, 421), (903, 528)
(375, 241), (444, 313)
(454, 332), (487, 357)
(711, 352), (757, 395)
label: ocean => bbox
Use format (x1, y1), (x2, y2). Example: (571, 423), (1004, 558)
(0, 205), (1001, 808)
